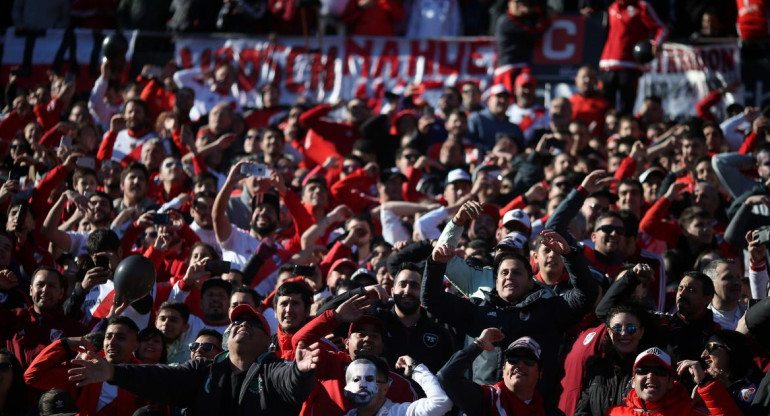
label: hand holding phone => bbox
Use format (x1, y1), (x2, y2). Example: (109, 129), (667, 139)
(205, 260), (231, 275)
(240, 163), (270, 178)
(151, 213), (171, 225)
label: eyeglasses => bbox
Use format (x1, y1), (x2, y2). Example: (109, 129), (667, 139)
(189, 342), (218, 353)
(506, 355), (537, 366)
(164, 161), (181, 169)
(88, 199), (110, 207)
(401, 153), (420, 160)
(232, 318), (263, 329)
(553, 181), (570, 188)
(634, 366), (669, 376)
(145, 231), (158, 239)
(0, 362), (11, 372)
(596, 225), (624, 234)
(245, 135), (258, 140)
(610, 324), (639, 335)
(705, 342), (728, 354)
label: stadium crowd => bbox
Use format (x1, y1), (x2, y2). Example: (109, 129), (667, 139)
(1, 0), (770, 415)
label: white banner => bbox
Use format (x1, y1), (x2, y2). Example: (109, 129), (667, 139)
(175, 35), (499, 107)
(634, 42), (742, 118)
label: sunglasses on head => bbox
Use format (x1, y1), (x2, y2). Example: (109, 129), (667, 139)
(596, 225), (624, 234)
(0, 362), (11, 371)
(610, 324), (638, 335)
(189, 342), (218, 353)
(506, 355), (537, 366)
(635, 366), (669, 376)
(705, 342), (728, 354)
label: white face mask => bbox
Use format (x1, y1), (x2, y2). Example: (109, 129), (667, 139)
(344, 361), (379, 406)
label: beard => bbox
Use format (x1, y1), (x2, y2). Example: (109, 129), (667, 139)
(393, 293), (420, 315)
(252, 217), (277, 236)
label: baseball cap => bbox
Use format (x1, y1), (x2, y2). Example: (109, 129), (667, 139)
(515, 72), (536, 87)
(472, 164), (502, 183)
(482, 84), (510, 101)
(330, 258), (358, 274)
(500, 209), (532, 233)
(379, 167), (407, 184)
(504, 336), (542, 360)
(639, 167), (667, 184)
(446, 169), (472, 185)
(348, 315), (385, 338)
(39, 389), (79, 416)
(351, 268), (377, 285)
(633, 347), (673, 373)
(494, 231), (529, 251)
(229, 304), (270, 333)
(589, 187), (619, 204)
(480, 202), (501, 225)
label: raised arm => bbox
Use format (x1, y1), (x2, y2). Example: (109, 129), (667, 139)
(546, 170), (615, 244)
(437, 328), (503, 415)
(42, 190), (88, 252)
(213, 161), (249, 243)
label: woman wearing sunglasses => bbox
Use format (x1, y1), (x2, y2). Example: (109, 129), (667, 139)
(561, 302), (654, 416)
(696, 330), (761, 414)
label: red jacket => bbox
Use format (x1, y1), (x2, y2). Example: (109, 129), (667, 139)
(737, 0), (768, 40)
(599, 0), (667, 71)
(0, 110), (35, 139)
(481, 382), (545, 416)
(24, 339), (145, 416)
(299, 104), (363, 157)
(559, 324), (608, 416)
(607, 379), (741, 416)
(570, 93), (610, 138)
(0, 306), (86, 369)
(342, 0), (406, 36)
(292, 309), (417, 416)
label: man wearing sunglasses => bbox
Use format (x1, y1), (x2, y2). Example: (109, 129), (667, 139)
(438, 329), (545, 416)
(68, 304), (319, 415)
(42, 190), (114, 257)
(189, 329), (222, 360)
(607, 347), (741, 415)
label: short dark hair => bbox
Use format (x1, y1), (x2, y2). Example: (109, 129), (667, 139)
(194, 171), (218, 186)
(107, 316), (140, 337)
(86, 228), (121, 255)
(493, 252), (533, 279)
(32, 266), (65, 289)
(274, 280), (312, 309)
(138, 326), (168, 363)
(605, 301), (652, 329)
(594, 211), (624, 231)
(193, 191), (217, 201)
(398, 262), (422, 275)
(351, 354), (390, 380)
(232, 286), (261, 305)
(159, 300), (190, 323)
(682, 271), (715, 297)
(196, 328), (224, 345)
(120, 162), (149, 184)
(678, 206), (713, 230)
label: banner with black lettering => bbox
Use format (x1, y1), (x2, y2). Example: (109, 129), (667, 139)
(633, 42), (742, 118)
(0, 28), (137, 95)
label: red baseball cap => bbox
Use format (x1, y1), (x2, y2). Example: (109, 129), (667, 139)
(229, 304), (270, 334)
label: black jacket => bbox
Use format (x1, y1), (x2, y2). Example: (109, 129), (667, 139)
(573, 348), (634, 416)
(110, 351), (315, 416)
(421, 253), (597, 406)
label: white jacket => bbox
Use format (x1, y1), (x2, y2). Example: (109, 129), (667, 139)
(344, 364), (452, 416)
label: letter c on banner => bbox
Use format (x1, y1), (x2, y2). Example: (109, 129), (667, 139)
(543, 20), (576, 61)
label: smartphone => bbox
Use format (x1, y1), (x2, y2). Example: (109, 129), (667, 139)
(240, 163), (270, 178)
(60, 135), (72, 147)
(205, 260), (231, 275)
(95, 255), (110, 270)
(423, 106), (435, 118)
(9, 165), (26, 181)
(754, 227), (770, 246)
(151, 213), (171, 225)
(76, 156), (96, 170)
(293, 265), (315, 277)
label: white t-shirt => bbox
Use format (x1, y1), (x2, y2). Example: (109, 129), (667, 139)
(190, 222), (222, 258)
(219, 226), (260, 271)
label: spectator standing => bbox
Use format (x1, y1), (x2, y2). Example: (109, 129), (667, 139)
(599, 0), (667, 114)
(342, 0), (406, 37)
(493, 0), (550, 93)
(468, 85), (524, 151)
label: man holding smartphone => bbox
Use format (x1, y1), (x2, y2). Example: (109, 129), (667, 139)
(43, 190), (114, 256)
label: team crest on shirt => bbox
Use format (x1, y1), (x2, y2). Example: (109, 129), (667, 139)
(741, 386), (757, 402)
(583, 331), (596, 346)
(423, 333), (438, 348)
(50, 328), (63, 342)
